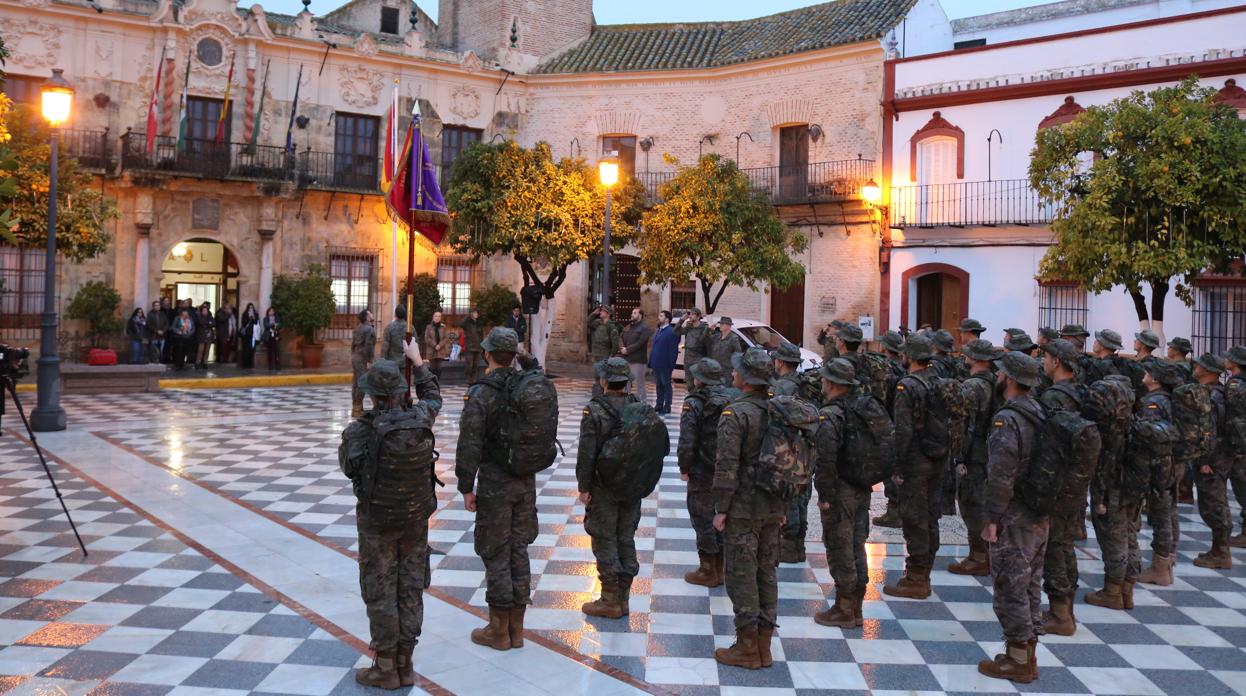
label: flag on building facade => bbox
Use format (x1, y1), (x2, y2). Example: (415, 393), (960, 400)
(381, 81), (399, 193)
(215, 52), (235, 145)
(385, 102), (449, 245)
(285, 63), (303, 153)
(175, 49), (191, 152)
(247, 60), (270, 155)
(145, 45), (166, 157)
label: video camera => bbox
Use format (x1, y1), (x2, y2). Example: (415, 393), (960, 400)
(0, 344), (30, 380)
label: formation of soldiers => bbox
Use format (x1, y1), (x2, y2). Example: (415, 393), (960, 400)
(337, 311), (1246, 689)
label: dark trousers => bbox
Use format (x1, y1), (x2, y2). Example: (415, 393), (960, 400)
(653, 369), (673, 412)
(899, 458), (943, 572)
(266, 338), (281, 371)
(215, 335), (233, 363)
(239, 342), (255, 369)
(465, 351), (482, 384)
(357, 512), (428, 652)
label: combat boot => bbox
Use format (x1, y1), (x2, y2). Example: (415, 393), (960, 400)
(757, 626), (775, 668)
(714, 553), (726, 585)
(1136, 554), (1174, 586)
(873, 502), (902, 528)
(1231, 531), (1246, 549)
(714, 628), (762, 670)
(619, 576), (634, 614)
(883, 568), (931, 600)
(853, 593), (864, 627)
(1122, 578), (1135, 610)
(978, 640), (1037, 684)
(470, 606), (512, 651)
(1084, 579), (1125, 610)
(508, 605), (526, 648)
(948, 539), (990, 576)
(814, 592), (857, 628)
(582, 580), (626, 619)
(355, 650), (401, 690)
(1042, 595), (1076, 636)
(685, 553), (721, 587)
(1194, 533), (1233, 569)
(395, 643), (415, 687)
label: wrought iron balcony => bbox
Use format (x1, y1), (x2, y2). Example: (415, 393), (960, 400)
(637, 158), (876, 206)
(59, 128), (113, 170)
(888, 179), (1055, 228)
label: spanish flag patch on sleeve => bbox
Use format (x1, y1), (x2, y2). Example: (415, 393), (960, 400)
(896, 384), (905, 392)
(583, 408), (591, 416)
(993, 420), (1005, 428)
(722, 410), (733, 416)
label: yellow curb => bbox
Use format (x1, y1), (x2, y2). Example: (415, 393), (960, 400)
(159, 374), (353, 390)
(15, 383), (35, 393)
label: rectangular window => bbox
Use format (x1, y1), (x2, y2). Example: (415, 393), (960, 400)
(380, 6), (400, 34)
(0, 246), (46, 329)
(600, 135), (637, 178)
(334, 113), (379, 190)
(954, 38), (987, 50)
(4, 75), (44, 108)
(1193, 284), (1246, 356)
(436, 256), (478, 318)
(670, 280), (697, 313)
(440, 125), (482, 185)
(329, 252), (376, 329)
(185, 96), (228, 150)
(1038, 283), (1089, 333)
(778, 125), (810, 202)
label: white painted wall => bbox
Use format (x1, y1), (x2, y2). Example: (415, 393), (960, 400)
(950, 0), (1245, 48)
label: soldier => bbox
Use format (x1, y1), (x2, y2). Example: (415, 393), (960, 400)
(770, 341), (808, 563)
(351, 309), (377, 418)
(460, 308), (484, 384)
(812, 359), (872, 629)
(382, 305), (407, 363)
(708, 317), (747, 370)
(930, 329), (962, 380)
(456, 328), (541, 651)
(578, 358), (644, 619)
(817, 319), (846, 361)
(1224, 347), (1246, 547)
(1005, 331), (1037, 356)
(1036, 327), (1059, 348)
(1134, 359), (1184, 587)
(949, 339), (1000, 577)
(1192, 353), (1232, 568)
(833, 323), (866, 381)
(1134, 330), (1160, 363)
(958, 319), (987, 375)
(1084, 329), (1124, 385)
(341, 345), (441, 690)
(1059, 324), (1090, 353)
(874, 330), (907, 529)
(1085, 372), (1142, 611)
(1036, 339), (1087, 636)
(1167, 337), (1195, 381)
(680, 359), (737, 587)
(676, 307), (711, 368)
(883, 335), (942, 600)
(978, 351), (1048, 684)
(713, 348), (783, 670)
(588, 306), (621, 362)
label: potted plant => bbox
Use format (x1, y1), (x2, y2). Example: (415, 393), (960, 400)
(272, 263), (336, 369)
(65, 281), (123, 362)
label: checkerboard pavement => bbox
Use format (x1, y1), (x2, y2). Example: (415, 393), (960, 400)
(95, 379), (1246, 695)
(18, 387), (349, 426)
(0, 437), (395, 696)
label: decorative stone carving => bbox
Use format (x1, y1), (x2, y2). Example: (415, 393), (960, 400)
(1038, 96), (1086, 130)
(192, 199), (221, 230)
(0, 19), (62, 70)
(450, 86), (481, 120)
(92, 40), (114, 78)
(293, 12), (316, 40)
(909, 111), (965, 181)
(190, 25), (235, 75)
(339, 66), (384, 109)
(460, 51), (483, 73)
(354, 33), (378, 57)
(180, 0), (245, 32)
(1214, 79), (1246, 111)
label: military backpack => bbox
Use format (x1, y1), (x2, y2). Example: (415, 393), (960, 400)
(838, 394), (896, 489)
(1172, 382), (1216, 461)
(797, 369), (825, 408)
(1226, 376), (1246, 451)
(591, 396), (670, 501)
(857, 352), (894, 404)
(481, 368), (561, 476)
(755, 395), (821, 501)
(1112, 355), (1148, 402)
(1122, 416), (1179, 500)
(339, 408), (439, 526)
(904, 374), (968, 462)
(688, 386), (739, 472)
(1006, 405), (1101, 516)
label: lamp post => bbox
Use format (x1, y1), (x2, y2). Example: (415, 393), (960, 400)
(32, 69), (73, 432)
(598, 152), (619, 310)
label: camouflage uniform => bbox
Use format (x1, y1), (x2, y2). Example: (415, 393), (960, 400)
(1138, 387), (1177, 562)
(676, 315), (711, 367)
(382, 319), (407, 362)
(679, 369), (738, 559)
(770, 343), (809, 562)
(814, 391), (871, 602)
(461, 315), (484, 384)
(708, 328), (746, 372)
(1226, 366), (1246, 541)
(1197, 379), (1231, 539)
(958, 370), (997, 552)
(894, 366), (943, 578)
(588, 314), (621, 362)
(878, 339), (908, 518)
(1038, 379), (1086, 603)
(351, 321), (377, 414)
(578, 389), (643, 589)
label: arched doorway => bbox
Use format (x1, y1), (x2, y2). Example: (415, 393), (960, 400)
(160, 238), (240, 311)
(900, 263), (969, 332)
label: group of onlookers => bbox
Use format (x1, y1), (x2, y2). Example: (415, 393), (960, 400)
(124, 298), (283, 371)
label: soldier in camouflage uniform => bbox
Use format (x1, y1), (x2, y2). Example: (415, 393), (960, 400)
(1005, 331), (1037, 356)
(381, 305), (408, 363)
(341, 346), (441, 690)
(1035, 328), (1059, 396)
(1192, 353), (1233, 568)
(456, 328), (541, 651)
(817, 320), (846, 361)
(680, 359), (737, 587)
(1134, 330), (1160, 364)
(1036, 339), (1088, 636)
(1085, 373), (1142, 611)
(588, 306), (621, 362)
(833, 323), (867, 384)
(460, 308), (484, 384)
(812, 359), (872, 629)
(1083, 329), (1124, 386)
(675, 308), (711, 368)
(578, 358), (644, 619)
(930, 329), (961, 516)
(978, 351), (1048, 684)
(874, 330), (907, 529)
(949, 339), (1001, 577)
(713, 348), (783, 670)
(1224, 347), (1246, 548)
(770, 342), (810, 563)
(708, 317), (747, 370)
(1134, 359), (1184, 587)
(958, 319), (987, 376)
(1167, 338), (1196, 382)
(884, 335), (943, 600)
(1059, 324), (1089, 353)
(351, 309), (377, 418)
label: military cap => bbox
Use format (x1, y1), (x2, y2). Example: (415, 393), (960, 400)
(688, 358), (724, 385)
(1041, 338), (1081, 367)
(1135, 330), (1161, 350)
(830, 319), (846, 329)
(1094, 329), (1123, 352)
(1060, 324), (1090, 338)
(719, 316), (734, 326)
(1144, 358), (1185, 388)
(357, 359), (407, 398)
(959, 318), (986, 335)
(931, 329), (956, 352)
(481, 327), (519, 353)
(1038, 327), (1060, 342)
(1226, 345), (1246, 367)
(595, 357), (632, 383)
(1168, 337), (1193, 355)
(732, 347), (774, 385)
(903, 334), (934, 362)
(963, 339), (1001, 362)
(836, 323), (864, 342)
(770, 341), (803, 364)
(819, 358), (859, 386)
(994, 350), (1042, 387)
(1004, 332), (1037, 352)
(1194, 352), (1225, 375)
(1004, 327), (1027, 338)
(880, 330), (905, 354)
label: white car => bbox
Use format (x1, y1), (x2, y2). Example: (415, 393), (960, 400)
(673, 317), (822, 381)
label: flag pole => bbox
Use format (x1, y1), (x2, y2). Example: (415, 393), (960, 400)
(404, 100), (422, 399)
(390, 81), (399, 338)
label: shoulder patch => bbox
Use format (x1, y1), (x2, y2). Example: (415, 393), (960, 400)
(896, 384), (905, 391)
(722, 409), (733, 416)
(1148, 403), (1158, 410)
(681, 404), (690, 411)
(583, 407), (591, 416)
(463, 394), (470, 401)
(993, 420), (1005, 428)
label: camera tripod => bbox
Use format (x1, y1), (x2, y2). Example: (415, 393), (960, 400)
(0, 376), (87, 557)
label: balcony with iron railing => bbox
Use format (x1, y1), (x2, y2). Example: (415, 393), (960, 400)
(888, 179), (1055, 228)
(58, 128), (114, 170)
(637, 158), (876, 205)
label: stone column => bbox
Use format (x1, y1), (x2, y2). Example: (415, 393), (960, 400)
(134, 224), (151, 311)
(258, 202), (278, 310)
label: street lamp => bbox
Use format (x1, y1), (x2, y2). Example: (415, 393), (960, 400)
(32, 68), (72, 432)
(598, 152), (620, 310)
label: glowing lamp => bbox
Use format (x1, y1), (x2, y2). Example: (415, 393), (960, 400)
(862, 179), (882, 206)
(41, 69), (74, 128)
(598, 157), (620, 188)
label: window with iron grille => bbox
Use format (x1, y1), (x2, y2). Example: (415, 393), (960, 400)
(670, 280), (698, 312)
(334, 113), (379, 189)
(437, 256), (478, 318)
(600, 135), (637, 178)
(1193, 284), (1246, 356)
(380, 6), (400, 34)
(440, 125), (482, 186)
(329, 252), (376, 329)
(0, 247), (46, 329)
(4, 75), (44, 108)
(1038, 283), (1089, 332)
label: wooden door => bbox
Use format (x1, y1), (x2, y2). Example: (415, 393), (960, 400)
(611, 253), (642, 316)
(778, 126), (809, 203)
(770, 274), (806, 346)
(916, 273), (943, 329)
